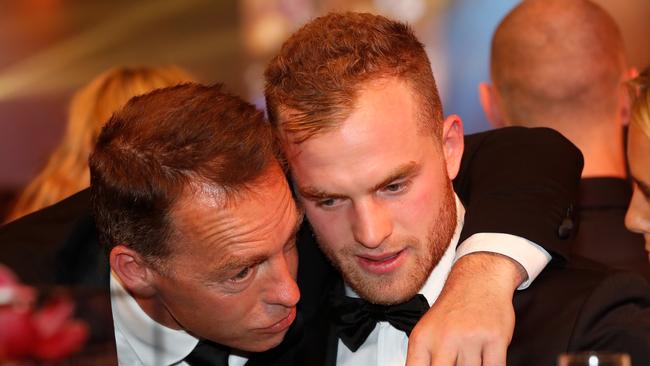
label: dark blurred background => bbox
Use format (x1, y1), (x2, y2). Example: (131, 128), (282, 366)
(1, 0), (649, 218)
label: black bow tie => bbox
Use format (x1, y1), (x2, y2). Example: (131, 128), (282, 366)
(331, 294), (430, 352)
(184, 340), (229, 366)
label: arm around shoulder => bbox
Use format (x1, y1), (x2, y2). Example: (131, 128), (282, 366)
(454, 126), (584, 261)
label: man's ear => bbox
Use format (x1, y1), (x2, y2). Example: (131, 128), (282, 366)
(479, 82), (507, 128)
(441, 114), (464, 180)
(110, 245), (157, 297)
(620, 67), (639, 126)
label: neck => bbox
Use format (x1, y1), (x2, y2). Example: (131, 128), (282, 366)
(135, 295), (183, 331)
(520, 113), (627, 178)
(562, 124), (627, 178)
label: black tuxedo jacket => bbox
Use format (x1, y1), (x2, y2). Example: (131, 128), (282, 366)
(572, 178), (650, 281)
(0, 127), (583, 363)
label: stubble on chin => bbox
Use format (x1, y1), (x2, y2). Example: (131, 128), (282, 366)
(318, 185), (457, 305)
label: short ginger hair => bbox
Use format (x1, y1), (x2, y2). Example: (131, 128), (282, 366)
(264, 12), (444, 143)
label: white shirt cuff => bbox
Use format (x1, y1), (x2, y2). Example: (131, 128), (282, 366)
(454, 233), (552, 290)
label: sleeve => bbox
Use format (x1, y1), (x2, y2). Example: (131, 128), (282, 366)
(455, 233), (551, 289)
(572, 272), (650, 365)
(0, 189), (105, 286)
(452, 126), (583, 263)
(508, 264), (650, 365)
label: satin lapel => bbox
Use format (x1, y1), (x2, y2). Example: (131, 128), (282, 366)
(286, 276), (343, 366)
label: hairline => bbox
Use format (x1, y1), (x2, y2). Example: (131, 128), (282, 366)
(274, 76), (441, 145)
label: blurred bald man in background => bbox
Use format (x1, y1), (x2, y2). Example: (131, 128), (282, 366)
(479, 0), (649, 279)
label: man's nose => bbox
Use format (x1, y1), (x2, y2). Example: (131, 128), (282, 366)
(266, 256), (300, 307)
(351, 199), (393, 249)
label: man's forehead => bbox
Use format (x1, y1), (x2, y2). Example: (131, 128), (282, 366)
(275, 77), (417, 144)
(212, 211), (302, 268)
(169, 174), (298, 251)
(179, 181), (229, 209)
(275, 106), (347, 146)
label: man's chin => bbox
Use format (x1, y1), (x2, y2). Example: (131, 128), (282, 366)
(230, 332), (287, 353)
(346, 272), (424, 305)
(359, 287), (420, 305)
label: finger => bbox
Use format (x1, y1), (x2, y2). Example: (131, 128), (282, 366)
(405, 345), (431, 366)
(431, 346), (458, 366)
(481, 341), (507, 366)
(456, 345), (482, 366)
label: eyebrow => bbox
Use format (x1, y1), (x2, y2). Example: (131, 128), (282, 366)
(217, 254), (266, 275)
(370, 162), (420, 192)
(298, 162), (420, 201)
(298, 188), (346, 201)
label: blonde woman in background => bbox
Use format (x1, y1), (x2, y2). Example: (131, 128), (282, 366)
(5, 66), (193, 223)
(626, 67), (650, 262)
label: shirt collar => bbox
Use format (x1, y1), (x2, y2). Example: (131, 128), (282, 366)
(345, 194), (465, 306)
(110, 272), (199, 365)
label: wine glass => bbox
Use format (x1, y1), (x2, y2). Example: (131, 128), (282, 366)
(557, 352), (631, 366)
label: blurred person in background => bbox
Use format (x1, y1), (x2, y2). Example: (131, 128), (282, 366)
(5, 66), (193, 223)
(626, 67), (650, 262)
(479, 0), (649, 279)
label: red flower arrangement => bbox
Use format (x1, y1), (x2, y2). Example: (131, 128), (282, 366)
(0, 265), (89, 363)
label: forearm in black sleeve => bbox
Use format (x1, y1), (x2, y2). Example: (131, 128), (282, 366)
(452, 126), (583, 261)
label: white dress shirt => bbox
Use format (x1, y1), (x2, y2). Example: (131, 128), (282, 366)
(457, 232), (550, 289)
(110, 273), (248, 366)
(336, 195), (538, 366)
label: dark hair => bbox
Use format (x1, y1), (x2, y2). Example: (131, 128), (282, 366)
(89, 83), (278, 262)
(264, 12), (443, 143)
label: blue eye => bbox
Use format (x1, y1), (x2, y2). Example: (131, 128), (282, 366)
(385, 183), (403, 192)
(319, 199), (334, 206)
(383, 181), (408, 193)
(317, 198), (341, 208)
